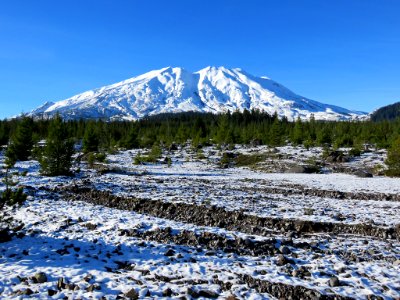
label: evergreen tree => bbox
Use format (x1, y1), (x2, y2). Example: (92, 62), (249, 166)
(122, 127), (139, 149)
(175, 124), (187, 143)
(0, 121), (9, 147)
(1, 152), (27, 210)
(385, 136), (400, 176)
(308, 114), (317, 141)
(193, 117), (207, 138)
(216, 114), (230, 144)
(40, 115), (74, 176)
(269, 115), (283, 146)
(317, 126), (332, 146)
(292, 116), (304, 145)
(82, 122), (100, 153)
(6, 117), (33, 161)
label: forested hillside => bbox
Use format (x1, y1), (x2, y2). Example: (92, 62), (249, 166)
(371, 101), (400, 122)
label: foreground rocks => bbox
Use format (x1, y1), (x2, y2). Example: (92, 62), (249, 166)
(63, 186), (400, 240)
(240, 274), (354, 300)
(0, 228), (11, 243)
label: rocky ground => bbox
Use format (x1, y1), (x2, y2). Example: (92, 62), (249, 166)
(0, 145), (399, 299)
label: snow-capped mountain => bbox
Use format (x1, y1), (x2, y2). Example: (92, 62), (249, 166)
(27, 66), (367, 121)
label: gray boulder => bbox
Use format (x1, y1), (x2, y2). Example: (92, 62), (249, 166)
(353, 169), (373, 178)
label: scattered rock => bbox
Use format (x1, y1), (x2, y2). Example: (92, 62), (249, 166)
(56, 248), (70, 255)
(125, 288), (139, 299)
(279, 246), (291, 255)
(353, 169), (373, 178)
(292, 269), (300, 277)
(65, 283), (76, 290)
(83, 273), (94, 282)
(0, 228), (11, 243)
(276, 254), (291, 266)
(187, 287), (199, 297)
(325, 150), (350, 163)
(328, 276), (340, 287)
(162, 288), (173, 297)
(57, 277), (66, 290)
(187, 287), (218, 298)
(164, 249), (175, 256)
(285, 165), (319, 174)
(22, 288), (34, 296)
(86, 284), (101, 292)
(198, 289), (219, 298)
(34, 272), (48, 283)
(48, 289), (57, 296)
(304, 208), (315, 215)
(84, 223), (98, 230)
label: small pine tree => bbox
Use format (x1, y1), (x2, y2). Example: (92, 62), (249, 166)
(40, 115), (74, 176)
(303, 137), (314, 150)
(385, 136), (400, 176)
(166, 156), (172, 167)
(149, 144), (162, 159)
(6, 117), (34, 161)
(1, 154), (27, 210)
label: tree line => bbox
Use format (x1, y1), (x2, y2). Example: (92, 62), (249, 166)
(1, 110), (400, 179)
(1, 110), (400, 150)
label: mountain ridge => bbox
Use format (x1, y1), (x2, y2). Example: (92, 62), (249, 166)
(27, 66), (367, 121)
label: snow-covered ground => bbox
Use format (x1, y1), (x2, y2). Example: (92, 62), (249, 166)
(0, 145), (399, 299)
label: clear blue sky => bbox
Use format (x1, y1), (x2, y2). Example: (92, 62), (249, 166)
(1, 0), (400, 118)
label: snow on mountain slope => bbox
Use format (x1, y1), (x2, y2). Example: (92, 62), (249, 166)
(27, 66), (367, 121)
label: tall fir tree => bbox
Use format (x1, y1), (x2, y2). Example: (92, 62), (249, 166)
(40, 115), (74, 176)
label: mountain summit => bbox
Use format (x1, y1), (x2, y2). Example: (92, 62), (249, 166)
(28, 66), (367, 121)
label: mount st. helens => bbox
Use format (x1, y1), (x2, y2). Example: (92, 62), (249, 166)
(28, 66), (367, 121)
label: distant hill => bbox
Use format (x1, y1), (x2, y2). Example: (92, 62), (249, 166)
(370, 102), (400, 122)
